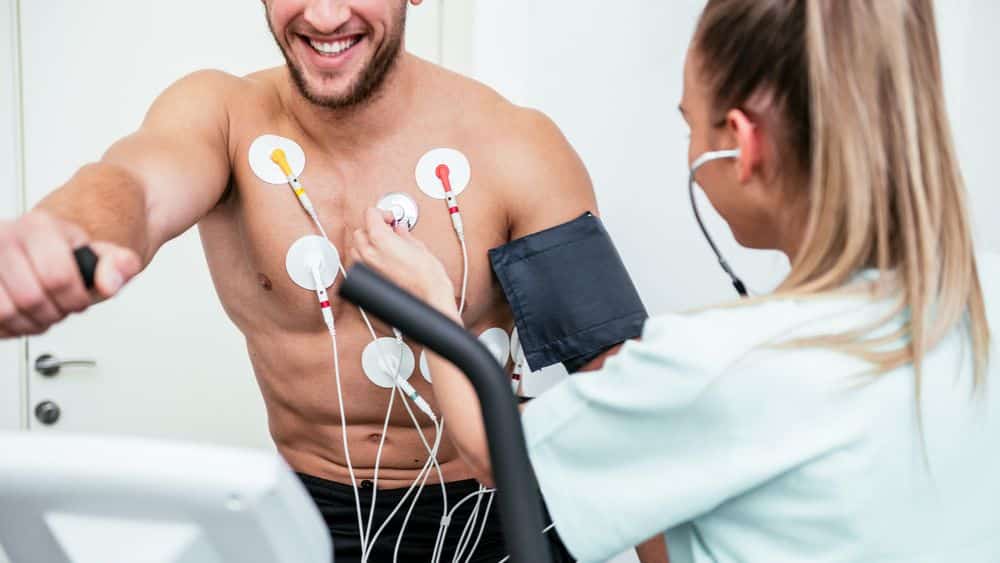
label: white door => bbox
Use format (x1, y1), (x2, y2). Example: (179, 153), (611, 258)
(20, 1), (445, 447)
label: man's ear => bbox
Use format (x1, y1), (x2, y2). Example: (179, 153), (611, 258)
(726, 109), (761, 184)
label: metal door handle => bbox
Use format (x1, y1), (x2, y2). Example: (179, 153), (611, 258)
(35, 354), (97, 377)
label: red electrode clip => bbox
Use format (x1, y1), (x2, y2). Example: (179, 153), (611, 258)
(435, 164), (460, 215)
(435, 164), (452, 192)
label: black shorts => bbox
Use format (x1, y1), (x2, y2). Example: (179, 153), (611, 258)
(297, 472), (574, 562)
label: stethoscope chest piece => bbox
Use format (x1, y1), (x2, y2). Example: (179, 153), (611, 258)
(376, 192), (420, 231)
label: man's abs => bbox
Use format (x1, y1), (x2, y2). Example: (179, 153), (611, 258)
(243, 321), (479, 489)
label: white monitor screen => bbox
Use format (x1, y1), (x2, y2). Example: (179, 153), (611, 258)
(0, 432), (331, 563)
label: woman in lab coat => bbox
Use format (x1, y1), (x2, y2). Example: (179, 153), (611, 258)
(353, 0), (1000, 561)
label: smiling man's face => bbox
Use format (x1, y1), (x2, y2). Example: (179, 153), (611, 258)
(265, 0), (410, 109)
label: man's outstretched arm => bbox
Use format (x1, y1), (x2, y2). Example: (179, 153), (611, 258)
(0, 70), (236, 338)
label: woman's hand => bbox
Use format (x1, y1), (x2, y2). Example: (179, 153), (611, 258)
(353, 208), (493, 484)
(351, 208), (458, 319)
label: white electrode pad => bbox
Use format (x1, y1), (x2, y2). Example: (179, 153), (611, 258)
(285, 236), (340, 290)
(249, 134), (306, 184)
(479, 327), (511, 367)
(511, 328), (526, 393)
(511, 328), (569, 397)
(420, 328), (511, 384)
(511, 327), (523, 365)
(419, 350), (432, 383)
(522, 363), (570, 397)
(362, 338), (416, 388)
(415, 148), (471, 199)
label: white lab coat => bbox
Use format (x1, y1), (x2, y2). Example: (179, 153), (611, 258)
(524, 256), (1000, 562)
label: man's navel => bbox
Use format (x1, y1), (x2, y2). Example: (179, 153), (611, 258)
(258, 273), (273, 291)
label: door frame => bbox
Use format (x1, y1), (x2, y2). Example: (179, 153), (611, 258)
(0, 0), (27, 431)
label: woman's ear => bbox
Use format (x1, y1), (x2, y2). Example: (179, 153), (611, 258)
(726, 109), (761, 184)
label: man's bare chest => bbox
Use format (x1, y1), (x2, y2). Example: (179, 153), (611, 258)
(210, 125), (512, 332)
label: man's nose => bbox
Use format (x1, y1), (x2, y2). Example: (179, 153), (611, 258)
(303, 0), (352, 34)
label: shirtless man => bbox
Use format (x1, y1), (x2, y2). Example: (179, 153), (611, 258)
(0, 1), (666, 561)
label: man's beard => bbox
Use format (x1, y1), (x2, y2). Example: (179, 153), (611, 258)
(270, 9), (406, 110)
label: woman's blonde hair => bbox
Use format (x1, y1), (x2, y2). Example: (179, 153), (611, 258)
(694, 0), (989, 395)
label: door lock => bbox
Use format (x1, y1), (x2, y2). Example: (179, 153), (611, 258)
(34, 401), (61, 425)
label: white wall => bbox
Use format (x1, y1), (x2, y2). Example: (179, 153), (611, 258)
(468, 0), (785, 316)
(936, 2), (1000, 252)
(467, 0), (1000, 316)
(0, 0), (24, 432)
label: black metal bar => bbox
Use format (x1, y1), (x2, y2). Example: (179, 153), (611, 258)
(73, 246), (98, 289)
(339, 264), (552, 563)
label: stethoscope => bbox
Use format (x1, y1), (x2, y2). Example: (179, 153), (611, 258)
(688, 148), (749, 297)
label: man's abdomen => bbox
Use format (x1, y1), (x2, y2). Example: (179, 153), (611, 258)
(244, 323), (474, 488)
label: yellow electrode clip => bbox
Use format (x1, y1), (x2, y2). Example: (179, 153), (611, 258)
(270, 148), (294, 177)
(271, 148), (307, 198)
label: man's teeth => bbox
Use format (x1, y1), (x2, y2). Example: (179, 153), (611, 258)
(309, 37), (361, 55)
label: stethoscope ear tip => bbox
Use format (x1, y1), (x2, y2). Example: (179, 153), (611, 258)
(733, 279), (749, 298)
(690, 149), (748, 298)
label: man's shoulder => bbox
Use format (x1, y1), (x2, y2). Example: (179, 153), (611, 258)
(415, 58), (558, 138)
(156, 67), (283, 113)
(413, 58), (595, 231)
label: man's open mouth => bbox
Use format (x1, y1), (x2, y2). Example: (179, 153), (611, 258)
(305, 34), (364, 57)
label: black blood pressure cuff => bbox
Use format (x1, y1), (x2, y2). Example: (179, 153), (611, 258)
(489, 212), (648, 373)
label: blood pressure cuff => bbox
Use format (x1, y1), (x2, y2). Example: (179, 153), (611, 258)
(489, 212), (647, 373)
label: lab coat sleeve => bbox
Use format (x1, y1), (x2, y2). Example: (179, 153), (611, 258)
(521, 310), (852, 562)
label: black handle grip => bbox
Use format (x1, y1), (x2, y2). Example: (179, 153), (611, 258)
(73, 246), (98, 290)
(338, 264), (553, 563)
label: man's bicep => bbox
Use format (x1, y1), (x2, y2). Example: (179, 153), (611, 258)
(505, 109), (598, 240)
(494, 109), (647, 374)
(101, 70), (233, 252)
